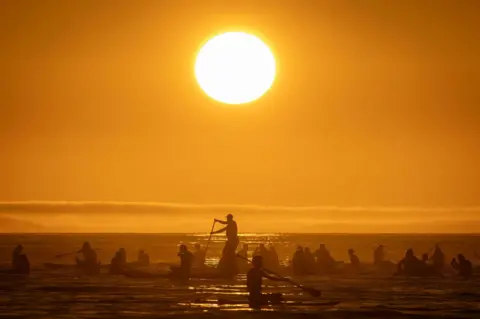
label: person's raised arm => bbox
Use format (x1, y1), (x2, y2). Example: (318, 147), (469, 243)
(211, 226), (227, 234)
(214, 219), (228, 225)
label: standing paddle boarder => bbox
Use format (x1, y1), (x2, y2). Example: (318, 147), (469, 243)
(212, 214), (239, 277)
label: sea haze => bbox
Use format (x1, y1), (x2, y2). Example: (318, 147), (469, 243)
(0, 201), (479, 233)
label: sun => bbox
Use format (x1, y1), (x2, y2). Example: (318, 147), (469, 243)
(195, 32), (276, 105)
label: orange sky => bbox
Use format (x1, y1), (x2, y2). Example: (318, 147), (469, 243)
(2, 1), (479, 215)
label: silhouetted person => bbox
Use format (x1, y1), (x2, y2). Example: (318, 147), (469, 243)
(267, 245), (280, 271)
(451, 254), (472, 279)
(421, 253), (429, 264)
(193, 244), (206, 267)
(110, 251), (124, 275)
(374, 245), (385, 265)
(348, 249), (361, 271)
(213, 214), (239, 277)
(396, 249), (427, 277)
(137, 250), (150, 266)
(431, 244), (445, 272)
(237, 243), (249, 273)
(254, 244), (268, 258)
(292, 246), (306, 275)
(174, 244), (194, 280)
(12, 245), (23, 269)
(238, 243), (249, 259)
(118, 248), (127, 264)
(76, 242), (98, 268)
(315, 244), (335, 272)
(304, 247), (316, 274)
(247, 256), (286, 309)
(12, 245), (29, 274)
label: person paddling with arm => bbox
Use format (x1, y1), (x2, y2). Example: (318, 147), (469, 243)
(212, 214), (239, 277)
(247, 256), (287, 308)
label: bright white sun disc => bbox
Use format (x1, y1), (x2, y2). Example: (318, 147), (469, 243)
(195, 32), (276, 105)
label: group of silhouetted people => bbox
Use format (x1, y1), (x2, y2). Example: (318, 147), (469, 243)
(394, 245), (472, 279)
(291, 244), (340, 275)
(109, 246), (151, 275)
(8, 233), (476, 282)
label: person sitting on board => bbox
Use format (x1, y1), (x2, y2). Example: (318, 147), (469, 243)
(118, 248), (127, 265)
(315, 244), (336, 273)
(212, 214), (239, 277)
(12, 245), (30, 274)
(431, 244), (445, 272)
(173, 244), (194, 280)
(421, 253), (429, 264)
(303, 247), (316, 274)
(247, 255), (287, 309)
(451, 254), (472, 279)
(348, 249), (361, 271)
(109, 251), (124, 275)
(396, 248), (429, 276)
(292, 246), (307, 275)
(237, 243), (249, 273)
(254, 244), (274, 270)
(193, 244), (206, 268)
(12, 245), (23, 269)
(76, 241), (98, 269)
(254, 243), (268, 258)
(374, 245), (385, 265)
(137, 250), (150, 266)
(266, 244), (280, 272)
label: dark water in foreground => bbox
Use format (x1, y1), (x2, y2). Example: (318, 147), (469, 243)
(0, 233), (479, 318)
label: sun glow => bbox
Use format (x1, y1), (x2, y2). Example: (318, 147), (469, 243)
(195, 32), (276, 105)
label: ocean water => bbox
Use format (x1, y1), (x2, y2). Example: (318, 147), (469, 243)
(0, 233), (479, 318)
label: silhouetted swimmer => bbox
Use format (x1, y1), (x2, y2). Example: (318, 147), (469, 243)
(304, 247), (316, 274)
(12, 245), (30, 274)
(348, 249), (361, 270)
(247, 256), (286, 309)
(431, 244), (445, 272)
(451, 254), (472, 279)
(292, 246), (306, 275)
(137, 250), (150, 266)
(76, 242), (98, 269)
(193, 244), (206, 267)
(213, 214), (239, 277)
(374, 245), (385, 265)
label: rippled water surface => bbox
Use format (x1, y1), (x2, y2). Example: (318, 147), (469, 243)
(0, 233), (479, 318)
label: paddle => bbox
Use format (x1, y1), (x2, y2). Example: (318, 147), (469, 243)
(203, 220), (217, 258)
(236, 254), (322, 298)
